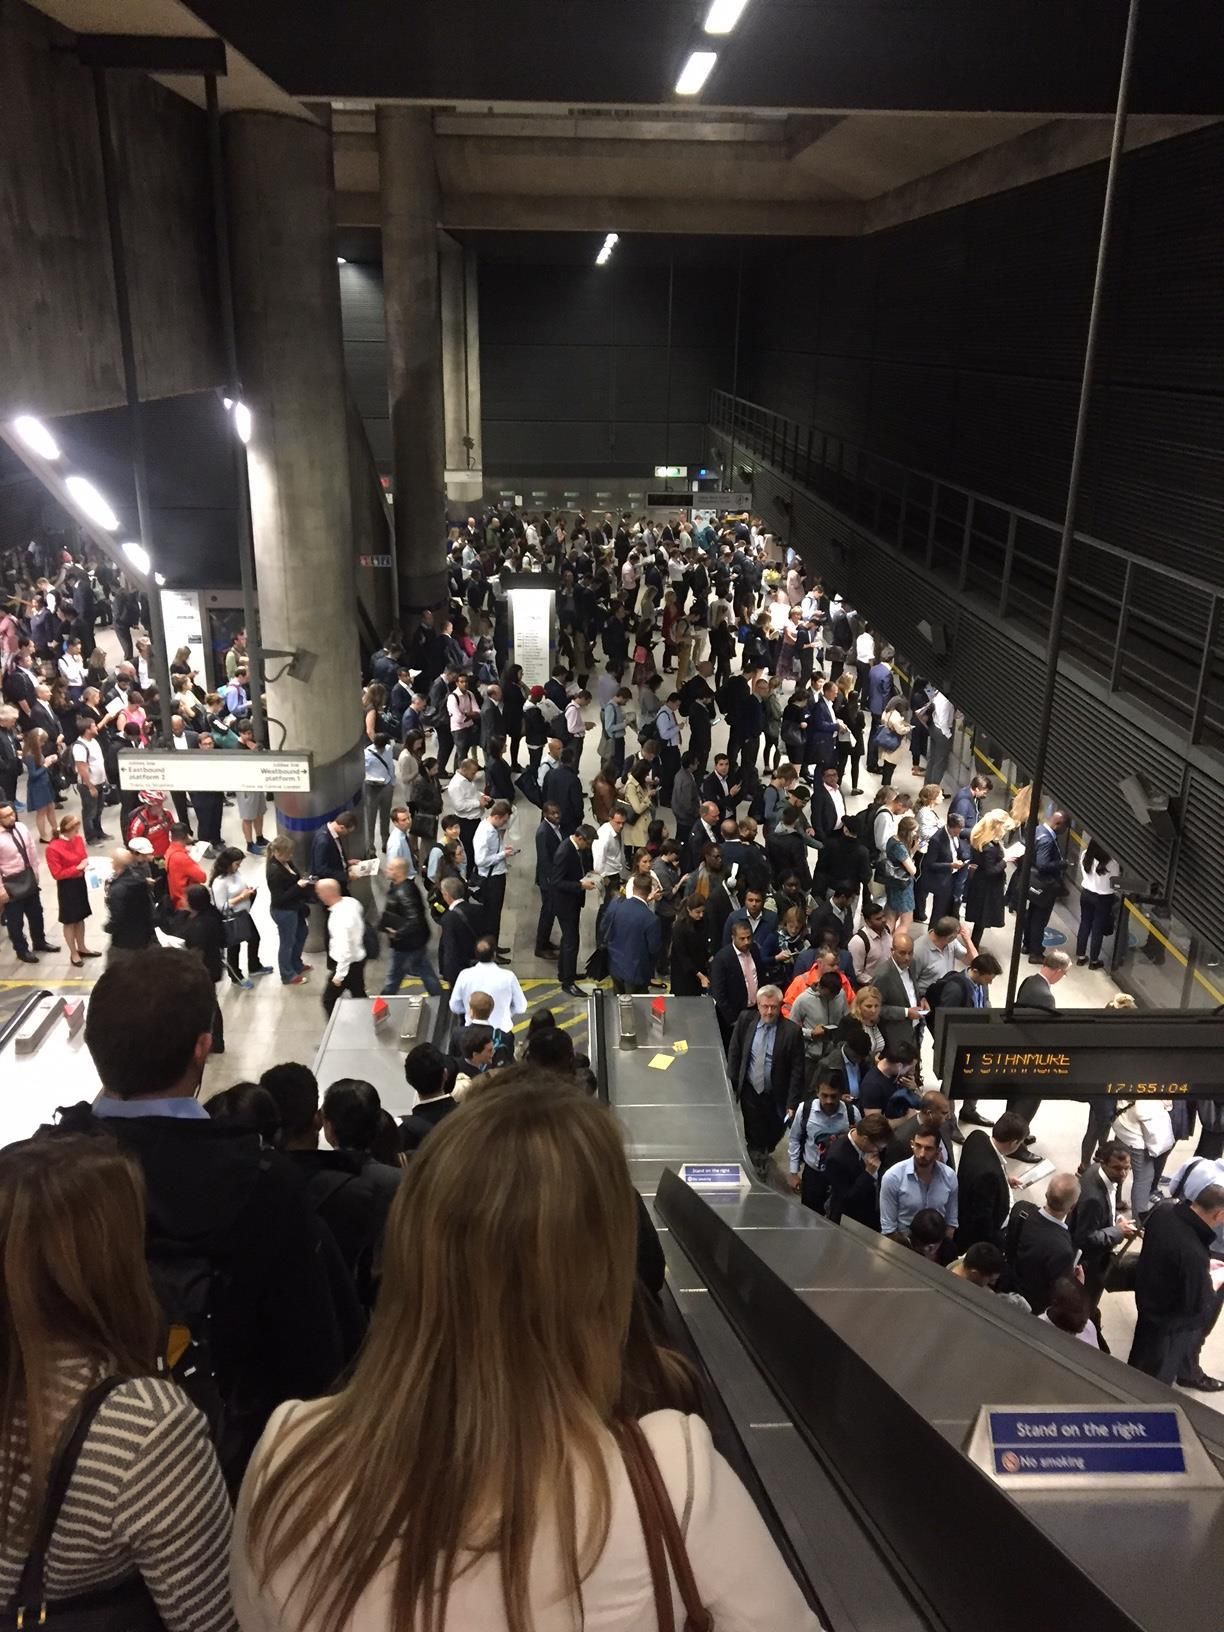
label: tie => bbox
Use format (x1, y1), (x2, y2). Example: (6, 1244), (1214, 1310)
(740, 950), (758, 1005)
(973, 983), (984, 1009)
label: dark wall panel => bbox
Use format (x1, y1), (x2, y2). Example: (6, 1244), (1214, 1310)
(742, 124), (1224, 587)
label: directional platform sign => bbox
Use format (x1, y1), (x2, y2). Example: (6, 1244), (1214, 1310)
(967, 1405), (1221, 1490)
(680, 1162), (749, 1190)
(934, 1012), (1224, 1098)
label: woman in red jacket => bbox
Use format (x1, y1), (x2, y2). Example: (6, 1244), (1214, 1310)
(45, 813), (99, 965)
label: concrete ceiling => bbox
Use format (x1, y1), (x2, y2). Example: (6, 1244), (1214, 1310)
(326, 103), (1215, 236)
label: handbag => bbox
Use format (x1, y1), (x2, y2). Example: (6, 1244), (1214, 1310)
(6, 1376), (166, 1630)
(220, 908), (244, 948)
(614, 1417), (712, 1632)
(2, 825), (36, 901)
(872, 723), (901, 753)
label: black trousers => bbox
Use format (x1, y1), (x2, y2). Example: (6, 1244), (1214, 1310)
(1024, 885), (1058, 956)
(1129, 1317), (1198, 1385)
(1008, 1094), (1042, 1136)
(481, 871), (507, 946)
(2, 891), (46, 955)
(435, 721), (454, 776)
(323, 958), (367, 1014)
(193, 793), (223, 845)
(800, 1162), (831, 1215)
(557, 906), (582, 987)
(535, 888), (556, 953)
(457, 818), (480, 877)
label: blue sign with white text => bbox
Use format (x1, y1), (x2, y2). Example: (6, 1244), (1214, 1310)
(988, 1409), (1186, 1478)
(681, 1163), (745, 1189)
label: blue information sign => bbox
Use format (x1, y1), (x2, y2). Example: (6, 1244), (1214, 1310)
(987, 1409), (1185, 1478)
(680, 1163), (746, 1189)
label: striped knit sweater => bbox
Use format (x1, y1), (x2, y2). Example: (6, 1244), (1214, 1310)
(0, 1361), (236, 1632)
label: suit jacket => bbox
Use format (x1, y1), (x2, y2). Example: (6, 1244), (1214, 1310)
(955, 1131), (1011, 1250)
(872, 960), (922, 1054)
(1016, 974), (1056, 1012)
(811, 785), (844, 844)
(535, 819), (563, 890)
(483, 757), (515, 804)
(721, 907), (779, 958)
(923, 827), (960, 905)
(765, 826), (810, 887)
(948, 785), (982, 827)
(708, 941), (765, 1030)
(1071, 1164), (1125, 1290)
(541, 764), (583, 836)
(701, 772), (739, 823)
(479, 698), (504, 752)
(683, 819), (721, 873)
(1009, 1210), (1076, 1315)
(601, 895), (663, 987)
(825, 1133), (880, 1228)
(1031, 823), (1067, 889)
(549, 836), (592, 912)
(808, 902), (853, 951)
(727, 1012), (805, 1114)
(310, 825), (349, 889)
(439, 900), (482, 985)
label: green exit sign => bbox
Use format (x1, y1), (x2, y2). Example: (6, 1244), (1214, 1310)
(654, 465), (687, 478)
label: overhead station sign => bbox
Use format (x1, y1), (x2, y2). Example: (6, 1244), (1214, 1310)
(117, 750), (313, 794)
(934, 1013), (1224, 1098)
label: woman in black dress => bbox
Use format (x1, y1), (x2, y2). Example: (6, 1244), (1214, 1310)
(965, 810), (1011, 948)
(668, 896), (711, 996)
(498, 664), (527, 768)
(45, 813), (97, 964)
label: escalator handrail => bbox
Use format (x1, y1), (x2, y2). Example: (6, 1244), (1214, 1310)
(0, 988), (53, 1056)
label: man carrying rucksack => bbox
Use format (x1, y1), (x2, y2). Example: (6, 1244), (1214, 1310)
(78, 947), (350, 1480)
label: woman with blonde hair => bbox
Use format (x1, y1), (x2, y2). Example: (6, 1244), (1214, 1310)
(847, 985), (885, 1057)
(965, 809), (1013, 948)
(232, 1080), (818, 1632)
(0, 1136), (234, 1629)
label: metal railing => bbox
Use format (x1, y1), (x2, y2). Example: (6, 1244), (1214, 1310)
(711, 390), (1224, 751)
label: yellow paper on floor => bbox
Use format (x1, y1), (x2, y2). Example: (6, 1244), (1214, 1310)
(673, 1040), (688, 1055)
(648, 1053), (673, 1071)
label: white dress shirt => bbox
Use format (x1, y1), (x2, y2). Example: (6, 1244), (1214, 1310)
(855, 631), (875, 665)
(592, 821), (628, 881)
(446, 774), (484, 819)
(386, 826), (415, 875)
(448, 961), (527, 1031)
(326, 896), (367, 981)
(473, 818), (508, 877)
(931, 691), (955, 734)
(564, 699), (587, 738)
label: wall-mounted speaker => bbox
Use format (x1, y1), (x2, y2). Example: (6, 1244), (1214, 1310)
(1118, 774), (1178, 842)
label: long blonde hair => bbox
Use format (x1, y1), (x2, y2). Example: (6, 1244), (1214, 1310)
(247, 1078), (638, 1632)
(0, 1136), (160, 1549)
(971, 809), (1013, 850)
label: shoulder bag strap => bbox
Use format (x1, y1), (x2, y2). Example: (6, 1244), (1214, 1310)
(616, 1417), (712, 1632)
(12, 1375), (130, 1619)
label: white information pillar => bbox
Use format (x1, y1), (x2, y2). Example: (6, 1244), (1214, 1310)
(159, 589), (208, 686)
(504, 574), (557, 690)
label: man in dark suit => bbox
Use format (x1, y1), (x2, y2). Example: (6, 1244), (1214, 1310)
(479, 684), (504, 761)
(709, 920), (765, 1044)
(727, 985), (805, 1179)
(1008, 949), (1070, 1144)
(949, 775), (993, 828)
(872, 932), (926, 1055)
(809, 886), (856, 951)
(533, 801), (564, 957)
(701, 754), (740, 823)
(721, 887), (779, 961)
(802, 681), (840, 778)
(810, 766), (846, 844)
(0, 709), (20, 804)
(1129, 1185), (1224, 1385)
(765, 806), (812, 887)
(923, 814), (969, 925)
(541, 746), (584, 837)
(682, 802), (722, 873)
(1006, 1172), (1080, 1315)
(1023, 809), (1069, 958)
(955, 1111), (1028, 1251)
(600, 876), (663, 993)
(680, 662), (717, 774)
(310, 811), (357, 892)
(437, 876), (484, 986)
(1072, 1142), (1137, 1347)
(825, 1112), (891, 1227)
(551, 823), (598, 996)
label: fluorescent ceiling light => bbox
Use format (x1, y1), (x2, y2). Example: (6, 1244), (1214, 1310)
(11, 415), (61, 461)
(65, 475), (119, 531)
(675, 50), (717, 95)
(704, 0), (750, 32)
(336, 256), (347, 265)
(222, 395), (233, 409)
(233, 402), (253, 444)
(595, 231), (618, 266)
(154, 572), (166, 586)
(122, 541), (150, 576)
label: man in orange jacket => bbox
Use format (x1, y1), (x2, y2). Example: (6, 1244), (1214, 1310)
(165, 822), (205, 910)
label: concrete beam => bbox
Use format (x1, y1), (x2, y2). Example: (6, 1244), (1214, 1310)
(336, 190), (864, 235)
(784, 114), (845, 160)
(435, 112), (785, 144)
(863, 114), (1220, 234)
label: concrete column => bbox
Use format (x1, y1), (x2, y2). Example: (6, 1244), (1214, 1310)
(441, 232), (484, 507)
(378, 106), (449, 612)
(223, 110), (364, 840)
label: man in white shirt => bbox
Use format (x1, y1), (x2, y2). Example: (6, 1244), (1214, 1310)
(592, 805), (630, 885)
(925, 688), (956, 785)
(72, 716), (109, 843)
(448, 938), (528, 1032)
(317, 878), (367, 1013)
(854, 626), (877, 687)
(564, 690), (591, 745)
(446, 757), (487, 869)
(472, 798), (516, 956)
(872, 791), (910, 858)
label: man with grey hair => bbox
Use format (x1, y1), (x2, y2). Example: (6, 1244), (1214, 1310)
(1008, 1171), (1081, 1316)
(727, 983), (805, 1180)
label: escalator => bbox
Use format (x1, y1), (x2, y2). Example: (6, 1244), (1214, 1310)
(590, 990), (1224, 1632)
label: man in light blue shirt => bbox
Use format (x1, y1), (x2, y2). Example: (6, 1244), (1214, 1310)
(879, 1129), (958, 1242)
(788, 1075), (860, 1212)
(386, 805), (416, 876)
